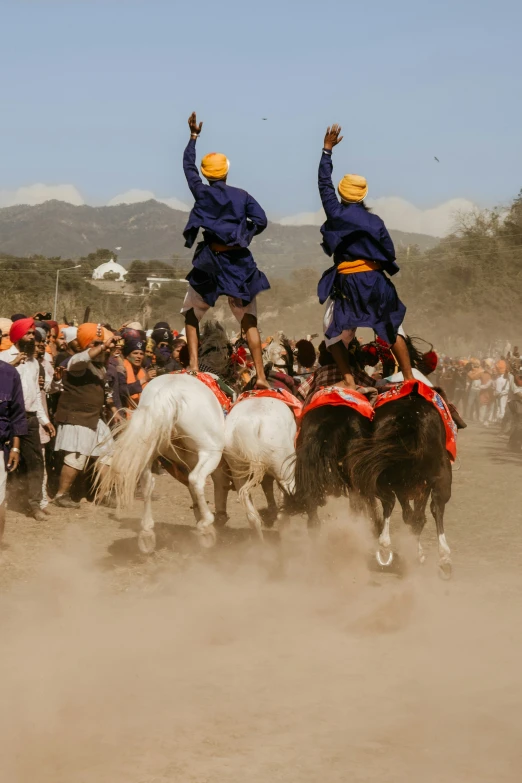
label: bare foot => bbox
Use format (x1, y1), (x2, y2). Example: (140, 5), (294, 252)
(254, 378), (271, 390)
(338, 379), (357, 391)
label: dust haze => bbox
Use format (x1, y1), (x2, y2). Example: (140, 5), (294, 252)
(1, 490), (520, 783)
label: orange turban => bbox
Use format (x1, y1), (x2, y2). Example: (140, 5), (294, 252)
(338, 174), (368, 203)
(496, 360), (507, 374)
(77, 323), (113, 350)
(0, 318), (13, 351)
(201, 152), (230, 181)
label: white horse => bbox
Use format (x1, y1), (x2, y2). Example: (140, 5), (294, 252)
(220, 395), (297, 540)
(96, 373), (225, 552)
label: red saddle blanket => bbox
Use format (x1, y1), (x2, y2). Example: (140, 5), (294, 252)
(301, 386), (375, 420)
(233, 387), (303, 418)
(375, 379), (457, 462)
(170, 370), (232, 414)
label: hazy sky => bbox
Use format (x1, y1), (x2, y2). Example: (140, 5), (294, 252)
(1, 0), (521, 227)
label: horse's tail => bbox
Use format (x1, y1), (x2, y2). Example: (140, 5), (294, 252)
(289, 408), (350, 513)
(348, 397), (426, 499)
(227, 417), (275, 500)
(95, 383), (182, 508)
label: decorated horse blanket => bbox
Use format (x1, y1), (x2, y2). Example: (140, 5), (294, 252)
(170, 370), (232, 414)
(301, 386), (375, 421)
(233, 387), (303, 418)
(374, 379), (457, 461)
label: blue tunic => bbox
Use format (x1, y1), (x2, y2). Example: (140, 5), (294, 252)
(183, 139), (270, 306)
(0, 362), (28, 465)
(317, 150), (406, 345)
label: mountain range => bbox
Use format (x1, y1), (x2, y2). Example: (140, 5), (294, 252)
(0, 199), (439, 275)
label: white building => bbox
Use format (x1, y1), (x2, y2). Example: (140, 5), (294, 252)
(92, 258), (128, 282)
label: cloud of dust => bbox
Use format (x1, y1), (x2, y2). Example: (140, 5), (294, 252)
(0, 512), (520, 783)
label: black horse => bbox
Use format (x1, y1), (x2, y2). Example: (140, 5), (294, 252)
(349, 383), (453, 578)
(289, 404), (373, 526)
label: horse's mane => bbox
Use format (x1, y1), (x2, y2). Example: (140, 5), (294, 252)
(406, 336), (434, 375)
(199, 320), (238, 386)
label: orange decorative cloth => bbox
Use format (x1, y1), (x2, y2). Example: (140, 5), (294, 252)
(171, 370), (232, 414)
(375, 379), (457, 462)
(301, 386), (374, 421)
(233, 387), (303, 418)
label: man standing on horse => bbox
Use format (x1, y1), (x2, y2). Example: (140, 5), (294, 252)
(181, 112), (270, 389)
(317, 124), (414, 390)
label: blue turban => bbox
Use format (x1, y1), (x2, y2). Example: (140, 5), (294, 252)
(123, 338), (146, 357)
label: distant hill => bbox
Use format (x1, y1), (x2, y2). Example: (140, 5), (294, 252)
(0, 200), (439, 276)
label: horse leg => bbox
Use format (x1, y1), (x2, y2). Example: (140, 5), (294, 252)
(411, 486), (431, 564)
(212, 460), (231, 528)
(260, 474), (278, 528)
(233, 474), (264, 542)
(138, 466), (156, 554)
(376, 488), (395, 567)
(430, 462), (453, 579)
(307, 506), (321, 529)
(187, 450), (222, 548)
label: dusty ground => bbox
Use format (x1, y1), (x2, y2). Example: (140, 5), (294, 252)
(0, 424), (521, 782)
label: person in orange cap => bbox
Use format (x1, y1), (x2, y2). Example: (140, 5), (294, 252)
(317, 123), (413, 390)
(53, 324), (117, 508)
(181, 111), (270, 389)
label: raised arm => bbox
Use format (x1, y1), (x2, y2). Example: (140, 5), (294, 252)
(183, 111), (205, 199)
(318, 123), (344, 219)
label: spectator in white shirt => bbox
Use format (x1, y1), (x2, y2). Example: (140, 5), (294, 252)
(0, 318), (55, 520)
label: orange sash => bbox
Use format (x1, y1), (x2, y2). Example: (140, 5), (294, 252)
(337, 259), (381, 274)
(124, 359), (147, 402)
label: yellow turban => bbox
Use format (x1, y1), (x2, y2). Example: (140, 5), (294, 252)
(201, 152), (230, 181)
(338, 174), (368, 203)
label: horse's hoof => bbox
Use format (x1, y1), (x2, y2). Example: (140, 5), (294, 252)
(260, 508), (278, 528)
(418, 551), (426, 565)
(376, 548), (394, 568)
(198, 525), (217, 549)
(438, 561), (452, 580)
(138, 530), (156, 555)
(214, 512), (229, 528)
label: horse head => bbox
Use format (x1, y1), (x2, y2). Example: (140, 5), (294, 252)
(263, 332), (294, 375)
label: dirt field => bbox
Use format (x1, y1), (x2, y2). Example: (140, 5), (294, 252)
(0, 424), (521, 782)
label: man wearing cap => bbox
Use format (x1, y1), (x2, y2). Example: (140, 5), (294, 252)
(181, 111), (270, 389)
(53, 324), (116, 508)
(317, 124), (413, 390)
(0, 317), (55, 520)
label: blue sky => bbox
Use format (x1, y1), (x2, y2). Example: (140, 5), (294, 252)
(1, 0), (521, 228)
